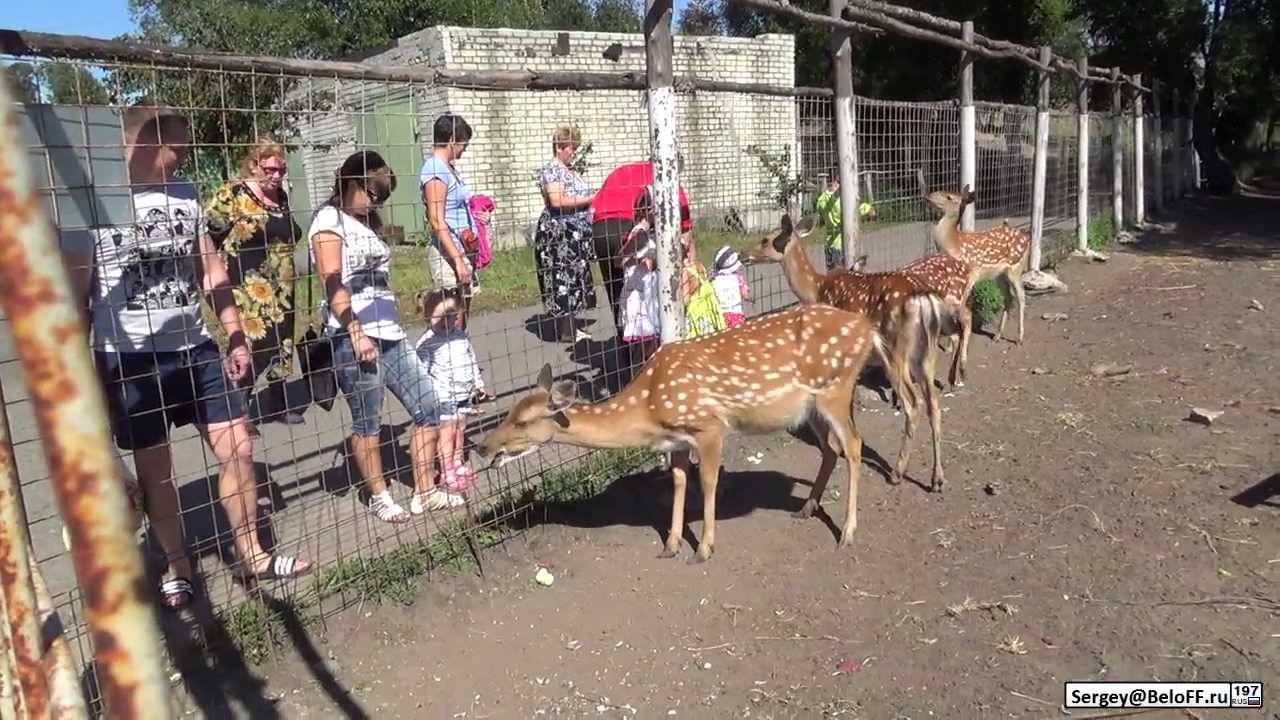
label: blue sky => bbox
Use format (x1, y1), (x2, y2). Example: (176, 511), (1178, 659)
(5, 0), (692, 40)
(2, 0), (136, 38)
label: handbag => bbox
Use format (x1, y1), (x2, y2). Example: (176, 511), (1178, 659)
(296, 246), (338, 412)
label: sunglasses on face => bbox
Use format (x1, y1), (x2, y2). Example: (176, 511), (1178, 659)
(259, 164), (287, 176)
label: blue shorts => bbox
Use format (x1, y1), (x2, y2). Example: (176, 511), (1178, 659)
(332, 333), (442, 436)
(95, 340), (246, 451)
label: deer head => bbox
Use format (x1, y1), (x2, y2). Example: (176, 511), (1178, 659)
(744, 212), (818, 265)
(924, 185), (977, 216)
(476, 364), (579, 468)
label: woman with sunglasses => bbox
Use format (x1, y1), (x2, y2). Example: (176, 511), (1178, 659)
(204, 139), (305, 425)
(309, 151), (465, 522)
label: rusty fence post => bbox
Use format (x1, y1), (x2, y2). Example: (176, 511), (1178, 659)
(0, 384), (53, 718)
(0, 75), (170, 718)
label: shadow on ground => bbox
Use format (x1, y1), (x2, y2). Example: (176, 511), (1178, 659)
(1123, 191), (1280, 261)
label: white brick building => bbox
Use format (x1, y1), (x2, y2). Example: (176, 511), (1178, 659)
(287, 26), (797, 249)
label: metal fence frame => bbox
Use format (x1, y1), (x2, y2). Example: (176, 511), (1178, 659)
(0, 8), (1194, 714)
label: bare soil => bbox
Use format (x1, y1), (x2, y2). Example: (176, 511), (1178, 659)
(248, 194), (1279, 719)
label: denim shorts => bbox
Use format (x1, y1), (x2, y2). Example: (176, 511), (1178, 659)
(332, 333), (445, 436)
(94, 340), (246, 451)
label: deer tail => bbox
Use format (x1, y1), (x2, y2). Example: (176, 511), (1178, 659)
(905, 292), (961, 384)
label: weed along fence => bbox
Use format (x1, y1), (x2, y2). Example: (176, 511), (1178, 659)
(0, 0), (1195, 711)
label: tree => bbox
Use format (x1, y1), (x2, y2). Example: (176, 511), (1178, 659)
(3, 63), (40, 104)
(593, 0), (642, 32)
(679, 0), (724, 35)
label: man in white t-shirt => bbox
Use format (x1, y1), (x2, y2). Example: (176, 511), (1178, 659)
(59, 103), (312, 610)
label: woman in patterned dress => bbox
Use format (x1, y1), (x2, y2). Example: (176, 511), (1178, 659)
(204, 139), (305, 425)
(534, 126), (597, 342)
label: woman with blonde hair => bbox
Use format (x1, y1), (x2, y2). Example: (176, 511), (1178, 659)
(203, 138), (305, 424)
(533, 124), (596, 342)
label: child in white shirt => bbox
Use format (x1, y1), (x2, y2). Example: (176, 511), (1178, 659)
(711, 246), (750, 328)
(416, 290), (488, 492)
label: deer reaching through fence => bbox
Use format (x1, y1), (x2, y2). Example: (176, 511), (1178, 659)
(476, 303), (888, 562)
(926, 185), (1031, 345)
(744, 214), (968, 490)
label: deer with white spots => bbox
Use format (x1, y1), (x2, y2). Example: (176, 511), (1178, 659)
(744, 214), (966, 489)
(475, 304), (886, 562)
(926, 185), (1030, 344)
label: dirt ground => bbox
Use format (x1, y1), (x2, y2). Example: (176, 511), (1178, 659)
(246, 192), (1278, 719)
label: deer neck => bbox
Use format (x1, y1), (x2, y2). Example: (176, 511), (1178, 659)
(932, 212), (964, 256)
(781, 238), (824, 305)
(555, 396), (660, 450)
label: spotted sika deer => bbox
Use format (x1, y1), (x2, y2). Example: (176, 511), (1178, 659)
(476, 305), (884, 562)
(745, 214), (967, 488)
(926, 185), (1030, 344)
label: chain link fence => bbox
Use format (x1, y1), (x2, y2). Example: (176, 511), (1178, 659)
(1, 27), (1191, 714)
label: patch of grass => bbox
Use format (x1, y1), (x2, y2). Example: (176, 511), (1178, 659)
(213, 446), (660, 665)
(1086, 213), (1115, 251)
(969, 278), (1006, 326)
(215, 596), (295, 665)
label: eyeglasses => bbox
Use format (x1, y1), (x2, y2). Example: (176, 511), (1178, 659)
(259, 165), (287, 176)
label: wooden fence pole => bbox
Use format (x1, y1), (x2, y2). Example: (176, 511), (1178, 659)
(645, 0), (685, 342)
(831, 0), (861, 267)
(1029, 45), (1051, 272)
(958, 20), (976, 232)
(1111, 67), (1124, 233)
(1132, 74), (1145, 227)
(1075, 53), (1090, 252)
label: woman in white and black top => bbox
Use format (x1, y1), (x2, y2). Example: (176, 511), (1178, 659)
(309, 151), (464, 520)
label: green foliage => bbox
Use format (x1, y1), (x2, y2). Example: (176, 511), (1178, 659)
(571, 140), (595, 177)
(1086, 213), (1115, 251)
(3, 61), (111, 105)
(969, 279), (1006, 326)
(745, 144), (808, 210)
(679, 0), (724, 35)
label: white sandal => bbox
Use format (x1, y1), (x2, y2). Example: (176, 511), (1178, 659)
(369, 491), (411, 523)
(409, 488), (466, 515)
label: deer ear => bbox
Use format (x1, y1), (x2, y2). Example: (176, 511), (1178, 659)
(536, 363), (554, 392)
(547, 380), (578, 413)
(778, 212), (794, 237)
(851, 254), (869, 271)
(794, 215), (817, 238)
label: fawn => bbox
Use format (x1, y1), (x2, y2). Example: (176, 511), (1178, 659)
(478, 303), (893, 562)
(926, 185), (1030, 344)
(745, 214), (966, 489)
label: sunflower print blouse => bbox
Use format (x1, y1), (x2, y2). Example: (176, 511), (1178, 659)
(204, 181), (302, 382)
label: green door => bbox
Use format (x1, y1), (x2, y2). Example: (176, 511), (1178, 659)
(359, 97), (426, 243)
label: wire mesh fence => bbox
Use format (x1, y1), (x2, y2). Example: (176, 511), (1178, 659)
(1, 32), (1192, 714)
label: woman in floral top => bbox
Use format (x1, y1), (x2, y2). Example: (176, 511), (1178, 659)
(534, 125), (597, 343)
(204, 140), (304, 425)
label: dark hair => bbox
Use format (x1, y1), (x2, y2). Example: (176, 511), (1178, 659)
(633, 186), (654, 222)
(432, 114), (473, 146)
(325, 150), (396, 230)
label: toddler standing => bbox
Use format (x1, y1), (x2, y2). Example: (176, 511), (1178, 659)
(416, 290), (488, 492)
(710, 246), (750, 328)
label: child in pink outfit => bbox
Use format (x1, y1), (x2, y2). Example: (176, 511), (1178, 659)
(711, 246), (750, 328)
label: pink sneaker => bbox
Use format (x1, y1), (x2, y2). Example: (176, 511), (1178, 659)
(442, 462), (475, 493)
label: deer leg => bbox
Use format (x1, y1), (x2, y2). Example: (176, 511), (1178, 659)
(921, 340), (946, 493)
(691, 432), (725, 563)
(795, 416), (839, 520)
(950, 304), (973, 388)
(892, 388), (921, 483)
(660, 450), (691, 558)
(815, 382), (862, 547)
(1010, 266), (1027, 344)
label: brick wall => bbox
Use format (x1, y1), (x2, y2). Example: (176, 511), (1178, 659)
(290, 27), (796, 250)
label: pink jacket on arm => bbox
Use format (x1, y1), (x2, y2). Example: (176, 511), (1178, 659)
(468, 194), (496, 270)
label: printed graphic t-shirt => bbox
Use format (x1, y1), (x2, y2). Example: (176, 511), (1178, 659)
(89, 181), (211, 353)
